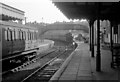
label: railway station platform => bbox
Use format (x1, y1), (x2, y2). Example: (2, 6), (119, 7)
(36, 39), (54, 54)
(50, 41), (120, 81)
(38, 39), (54, 47)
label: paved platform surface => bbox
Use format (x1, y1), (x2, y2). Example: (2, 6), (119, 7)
(38, 39), (54, 45)
(50, 42), (120, 81)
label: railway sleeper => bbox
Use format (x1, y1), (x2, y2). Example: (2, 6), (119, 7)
(11, 61), (35, 72)
(10, 53), (37, 73)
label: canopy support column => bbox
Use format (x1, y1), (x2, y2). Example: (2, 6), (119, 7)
(110, 22), (113, 51)
(89, 23), (92, 51)
(96, 3), (101, 72)
(90, 20), (94, 57)
(96, 19), (101, 72)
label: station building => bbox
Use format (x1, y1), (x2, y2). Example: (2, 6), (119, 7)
(0, 2), (25, 23)
(93, 20), (120, 45)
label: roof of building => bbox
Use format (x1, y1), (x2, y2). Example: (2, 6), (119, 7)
(52, 1), (120, 23)
(0, 2), (25, 20)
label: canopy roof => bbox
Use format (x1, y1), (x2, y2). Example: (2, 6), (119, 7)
(52, 1), (120, 23)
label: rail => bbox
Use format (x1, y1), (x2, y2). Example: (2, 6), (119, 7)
(21, 50), (66, 82)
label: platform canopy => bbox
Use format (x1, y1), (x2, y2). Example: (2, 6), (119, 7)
(52, 0), (120, 23)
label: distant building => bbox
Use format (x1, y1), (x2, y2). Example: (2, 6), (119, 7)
(0, 2), (25, 23)
(93, 20), (120, 44)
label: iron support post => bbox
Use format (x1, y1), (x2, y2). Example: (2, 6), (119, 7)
(96, 3), (101, 72)
(91, 20), (94, 57)
(89, 24), (92, 51)
(110, 22), (114, 56)
(96, 19), (101, 72)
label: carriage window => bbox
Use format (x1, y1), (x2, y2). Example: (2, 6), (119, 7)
(35, 32), (37, 40)
(12, 30), (15, 40)
(31, 32), (32, 40)
(7, 29), (10, 41)
(33, 32), (34, 40)
(5, 29), (8, 40)
(18, 30), (20, 40)
(21, 31), (23, 40)
(27, 32), (29, 40)
(31, 33), (33, 40)
(20, 30), (22, 40)
(26, 31), (28, 40)
(16, 30), (18, 40)
(26, 31), (27, 40)
(23, 31), (24, 40)
(32, 33), (33, 40)
(28, 32), (29, 40)
(22, 31), (24, 40)
(27, 31), (28, 40)
(8, 30), (10, 41)
(34, 32), (36, 40)
(14, 31), (15, 40)
(18, 30), (20, 39)
(10, 30), (12, 41)
(7, 30), (9, 41)
(24, 31), (26, 40)
(30, 32), (31, 40)
(8, 29), (12, 41)
(31, 32), (33, 40)
(35, 32), (36, 40)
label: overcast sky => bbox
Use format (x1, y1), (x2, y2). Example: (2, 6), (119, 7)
(1, 0), (69, 23)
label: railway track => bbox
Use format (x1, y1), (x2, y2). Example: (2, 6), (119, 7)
(1, 47), (65, 82)
(20, 45), (76, 82)
(2, 42), (77, 82)
(20, 49), (66, 82)
(1, 48), (57, 76)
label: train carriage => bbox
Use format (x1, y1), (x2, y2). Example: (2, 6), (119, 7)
(0, 21), (39, 59)
(0, 27), (2, 59)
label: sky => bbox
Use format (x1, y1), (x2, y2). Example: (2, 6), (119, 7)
(1, 0), (70, 23)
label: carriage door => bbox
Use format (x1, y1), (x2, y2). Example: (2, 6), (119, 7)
(0, 27), (2, 60)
